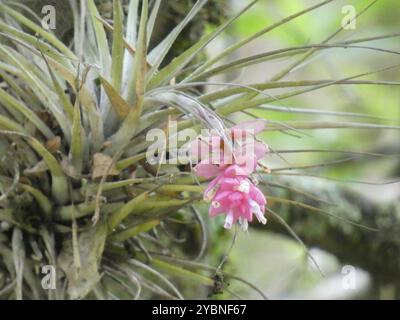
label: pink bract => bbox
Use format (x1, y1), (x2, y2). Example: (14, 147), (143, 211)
(190, 120), (268, 178)
(203, 165), (267, 230)
(191, 121), (269, 230)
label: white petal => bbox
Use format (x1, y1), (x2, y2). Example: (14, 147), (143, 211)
(224, 212), (234, 229)
(249, 199), (267, 225)
(256, 212), (267, 225)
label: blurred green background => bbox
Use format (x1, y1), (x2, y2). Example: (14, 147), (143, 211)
(201, 0), (400, 300)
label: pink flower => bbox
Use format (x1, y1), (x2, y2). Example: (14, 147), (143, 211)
(190, 120), (268, 178)
(190, 120), (269, 230)
(203, 165), (267, 230)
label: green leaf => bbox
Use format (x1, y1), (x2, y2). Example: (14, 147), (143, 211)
(108, 191), (150, 230)
(147, 0), (257, 89)
(87, 0), (111, 73)
(0, 46), (72, 142)
(99, 76), (131, 120)
(125, 0), (139, 47)
(146, 0), (161, 46)
(0, 22), (75, 69)
(115, 152), (146, 170)
(0, 87), (53, 139)
(40, 53), (75, 122)
(69, 101), (85, 176)
(121, 0), (139, 94)
(111, 0), (124, 93)
(0, 70), (41, 109)
(110, 220), (160, 242)
(151, 259), (213, 286)
(191, 41), (400, 82)
(34, 38), (75, 122)
(261, 121), (400, 131)
(0, 114), (26, 132)
(107, 0), (148, 154)
(141, 184), (203, 193)
(199, 79), (400, 103)
(0, 3), (76, 60)
(0, 123), (69, 204)
(125, 0), (148, 104)
(48, 59), (104, 151)
(20, 184), (52, 218)
(146, 0), (208, 82)
(218, 65), (400, 115)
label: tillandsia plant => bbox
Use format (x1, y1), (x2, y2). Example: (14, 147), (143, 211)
(0, 0), (399, 300)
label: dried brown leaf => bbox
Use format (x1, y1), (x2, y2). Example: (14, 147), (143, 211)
(92, 153), (120, 180)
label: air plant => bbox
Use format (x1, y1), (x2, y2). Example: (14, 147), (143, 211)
(0, 0), (399, 300)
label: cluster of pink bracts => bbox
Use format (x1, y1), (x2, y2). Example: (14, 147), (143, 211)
(190, 120), (268, 230)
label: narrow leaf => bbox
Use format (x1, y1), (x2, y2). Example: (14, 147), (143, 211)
(148, 0), (257, 89)
(107, 0), (148, 154)
(99, 76), (131, 119)
(111, 0), (124, 92)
